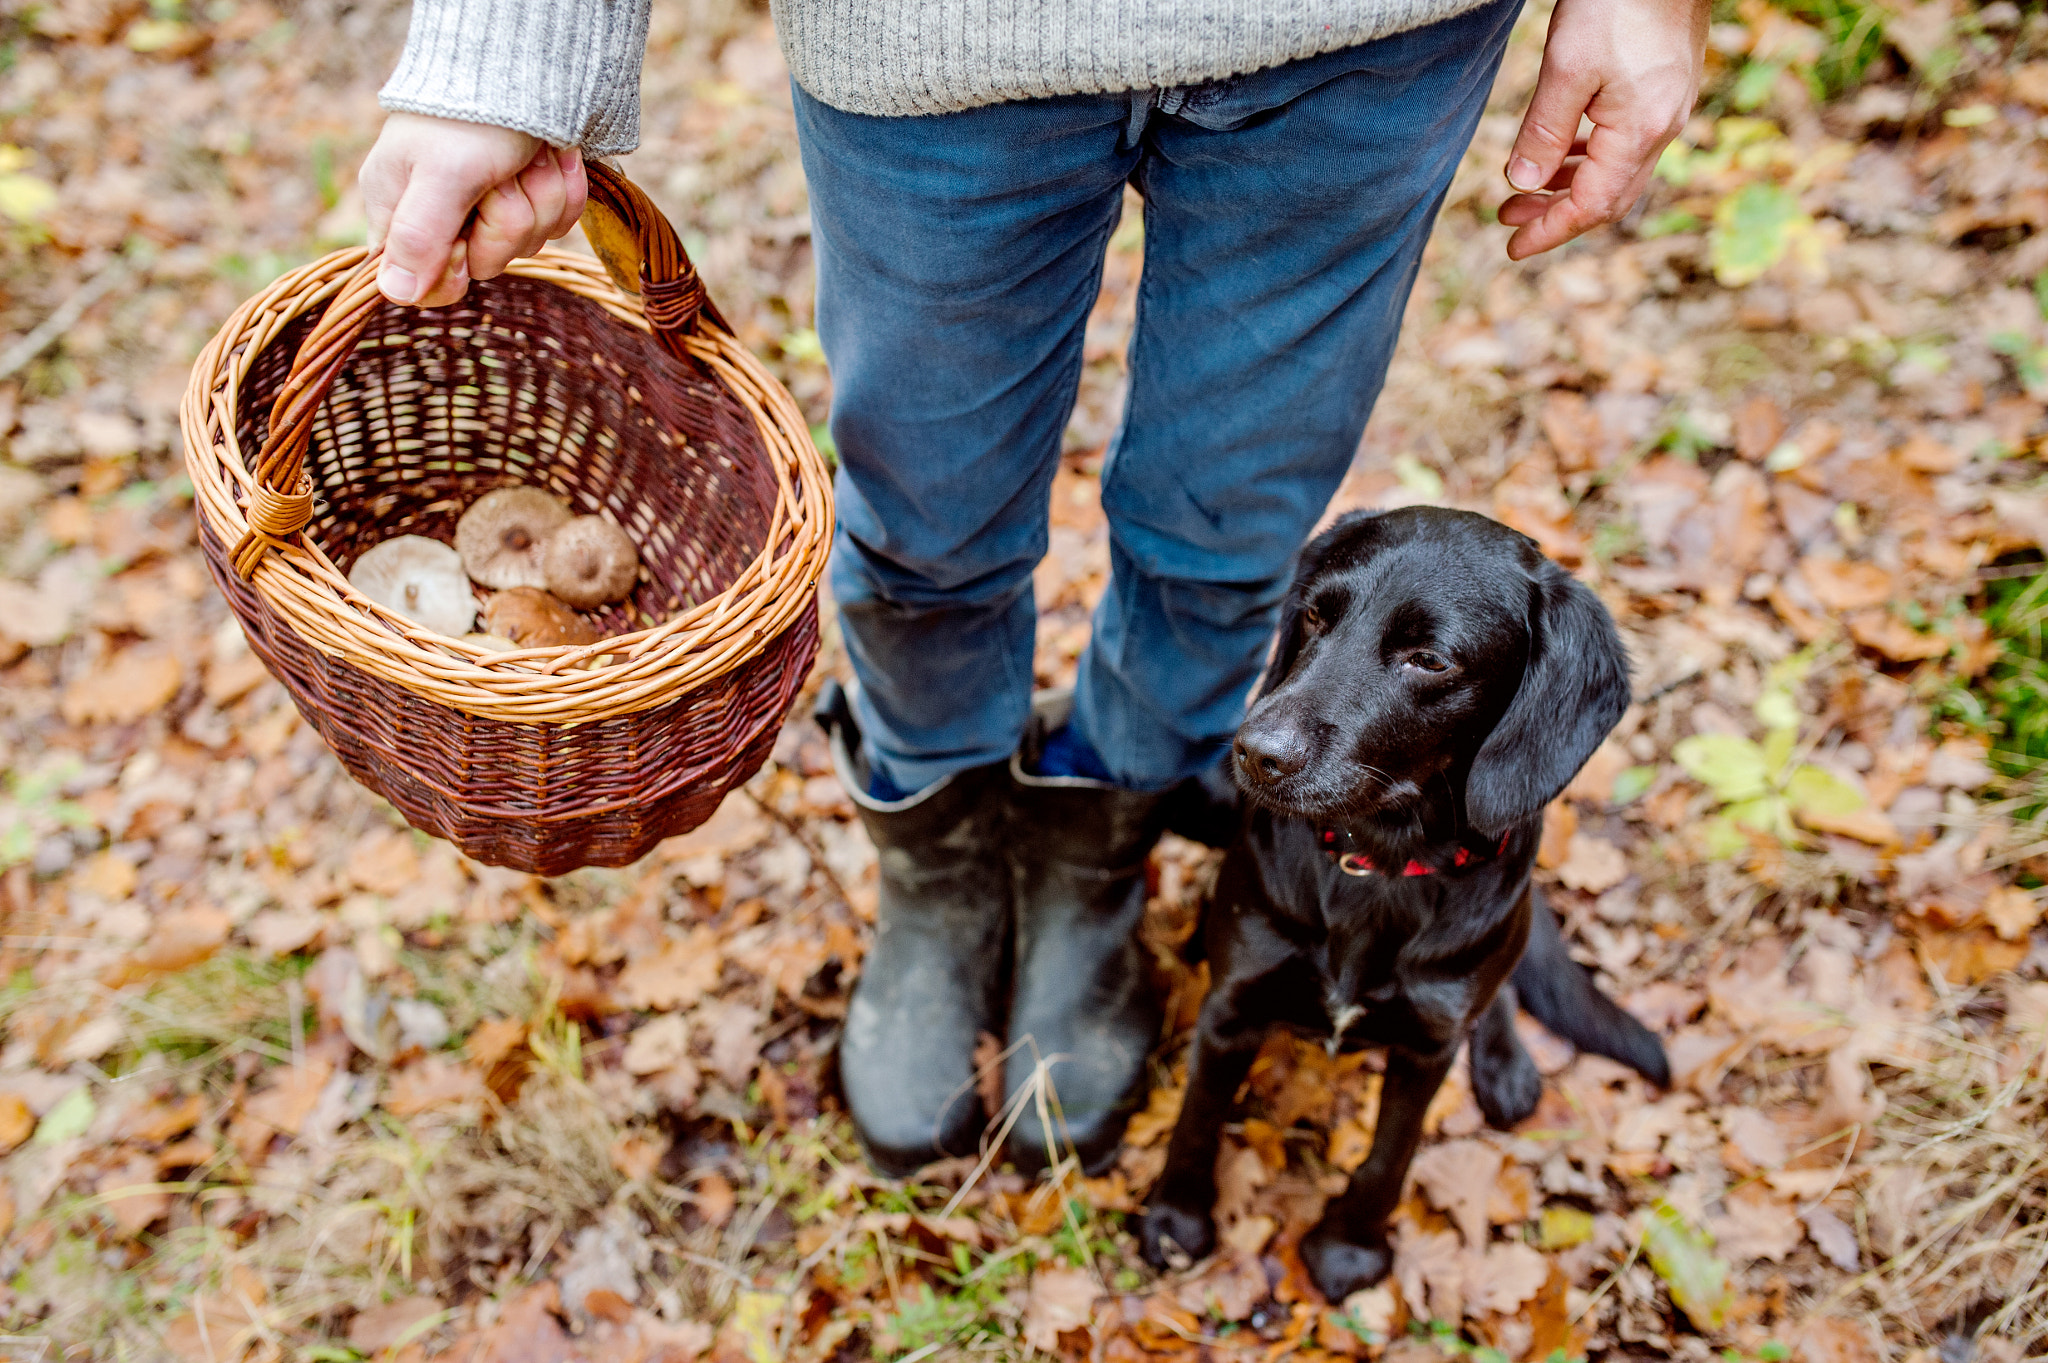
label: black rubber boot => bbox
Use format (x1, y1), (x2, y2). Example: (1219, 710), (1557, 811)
(815, 679), (1010, 1177)
(1002, 692), (1169, 1176)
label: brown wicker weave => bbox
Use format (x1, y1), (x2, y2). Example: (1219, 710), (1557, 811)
(182, 164), (832, 875)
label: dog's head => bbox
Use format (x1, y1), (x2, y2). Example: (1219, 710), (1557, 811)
(1234, 507), (1630, 838)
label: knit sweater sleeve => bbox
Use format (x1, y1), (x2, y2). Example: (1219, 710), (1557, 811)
(379, 0), (651, 156)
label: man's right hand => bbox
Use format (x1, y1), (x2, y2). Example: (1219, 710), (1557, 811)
(360, 112), (588, 308)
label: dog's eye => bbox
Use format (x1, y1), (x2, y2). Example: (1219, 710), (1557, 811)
(1301, 604), (1324, 634)
(1406, 650), (1451, 673)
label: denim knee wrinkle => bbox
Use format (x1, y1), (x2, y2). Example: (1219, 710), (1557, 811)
(794, 0), (1524, 795)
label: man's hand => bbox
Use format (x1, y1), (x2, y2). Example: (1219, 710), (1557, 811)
(1498, 0), (1708, 260)
(361, 112), (588, 307)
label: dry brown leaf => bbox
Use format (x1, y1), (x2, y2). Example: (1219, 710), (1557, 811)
(621, 1013), (690, 1075)
(1392, 1221), (1466, 1326)
(1717, 1107), (1789, 1173)
(609, 1131), (668, 1182)
(1802, 1205), (1860, 1272)
(1894, 432), (1961, 473)
(1795, 801), (1898, 847)
(1222, 1214), (1278, 1256)
(1555, 832), (1628, 893)
(1564, 741), (1631, 805)
(1984, 885), (2044, 942)
(1734, 395), (1787, 462)
(122, 1092), (203, 1143)
(1536, 800), (1578, 870)
(695, 1170), (737, 1228)
(1213, 1143), (1271, 1226)
(617, 927), (723, 1011)
(348, 1295), (445, 1354)
(465, 1017), (528, 1069)
(0, 1094), (34, 1153)
(347, 829), (419, 896)
(383, 1055), (488, 1117)
(1023, 1266), (1100, 1353)
(1410, 1139), (1502, 1248)
(1797, 558), (1895, 613)
(1915, 926), (2029, 986)
(1326, 1114), (1373, 1173)
(101, 907), (232, 988)
(1795, 1317), (1885, 1363)
(656, 794), (772, 862)
(246, 907), (325, 958)
(1176, 1250), (1267, 1322)
(1846, 611), (1948, 662)
(60, 647), (183, 725)
(1711, 1183), (1802, 1263)
(242, 1056), (335, 1137)
(97, 1153), (168, 1236)
(72, 851), (139, 901)
(1465, 1241), (1549, 1316)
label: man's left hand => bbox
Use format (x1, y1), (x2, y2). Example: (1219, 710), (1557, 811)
(1498, 0), (1710, 260)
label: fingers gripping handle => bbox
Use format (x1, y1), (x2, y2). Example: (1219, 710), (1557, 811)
(229, 167), (726, 580)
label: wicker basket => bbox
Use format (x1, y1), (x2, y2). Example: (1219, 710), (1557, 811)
(182, 164), (832, 875)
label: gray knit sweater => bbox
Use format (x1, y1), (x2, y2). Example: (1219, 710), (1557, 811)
(381, 0), (1492, 151)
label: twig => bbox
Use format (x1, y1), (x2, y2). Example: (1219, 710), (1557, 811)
(0, 259), (128, 383)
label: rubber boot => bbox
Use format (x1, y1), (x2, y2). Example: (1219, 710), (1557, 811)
(1002, 691), (1168, 1176)
(815, 679), (1011, 1177)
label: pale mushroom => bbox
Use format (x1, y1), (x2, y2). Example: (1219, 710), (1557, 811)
(542, 515), (640, 608)
(348, 536), (477, 637)
(481, 587), (601, 648)
(456, 487), (572, 589)
(462, 633), (517, 653)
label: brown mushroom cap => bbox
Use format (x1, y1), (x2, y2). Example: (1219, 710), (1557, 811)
(481, 587), (602, 648)
(542, 515), (640, 608)
(456, 487), (572, 589)
(348, 535), (477, 637)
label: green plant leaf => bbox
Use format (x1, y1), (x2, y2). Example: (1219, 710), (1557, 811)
(1709, 182), (1810, 288)
(1643, 1200), (1731, 1330)
(1700, 814), (1750, 860)
(1610, 764), (1657, 806)
(1539, 1204), (1596, 1249)
(1726, 793), (1794, 839)
(1753, 690), (1800, 732)
(1673, 734), (1770, 802)
(1732, 60), (1783, 111)
(1785, 764), (1864, 818)
(1760, 724), (1796, 775)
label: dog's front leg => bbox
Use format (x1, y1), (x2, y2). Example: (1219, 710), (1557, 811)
(1299, 1043), (1456, 1301)
(1138, 1009), (1262, 1270)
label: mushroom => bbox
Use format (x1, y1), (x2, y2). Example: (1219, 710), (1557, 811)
(456, 487), (572, 589)
(481, 587), (601, 648)
(542, 515), (640, 608)
(348, 535), (477, 636)
(463, 633), (517, 653)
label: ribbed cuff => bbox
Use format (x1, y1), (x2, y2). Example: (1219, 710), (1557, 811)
(379, 0), (651, 156)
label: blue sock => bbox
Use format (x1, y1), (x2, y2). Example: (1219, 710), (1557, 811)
(1035, 723), (1114, 782)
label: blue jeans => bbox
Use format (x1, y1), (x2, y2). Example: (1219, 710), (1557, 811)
(795, 0), (1522, 794)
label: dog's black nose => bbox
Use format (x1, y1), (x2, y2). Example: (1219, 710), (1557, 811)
(1234, 726), (1308, 785)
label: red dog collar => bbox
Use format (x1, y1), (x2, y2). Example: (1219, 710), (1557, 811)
(1317, 826), (1510, 877)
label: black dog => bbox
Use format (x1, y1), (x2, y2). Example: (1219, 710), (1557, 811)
(1139, 507), (1669, 1302)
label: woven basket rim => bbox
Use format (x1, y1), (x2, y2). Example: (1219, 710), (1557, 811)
(181, 246), (832, 725)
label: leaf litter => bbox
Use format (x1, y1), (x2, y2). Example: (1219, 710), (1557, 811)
(5, 0), (2048, 1358)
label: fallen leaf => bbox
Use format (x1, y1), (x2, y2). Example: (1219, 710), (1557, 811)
(1222, 1214), (1277, 1255)
(0, 1094), (35, 1152)
(1538, 1204), (1594, 1250)
(1795, 1317), (1885, 1363)
(121, 1092), (203, 1143)
(1537, 800), (1578, 870)
(1710, 1183), (1802, 1263)
(617, 927), (724, 1011)
(246, 908), (325, 958)
(348, 1296), (446, 1354)
(1326, 1114), (1373, 1173)
(622, 1013), (690, 1075)
(609, 1131), (667, 1181)
(242, 1057), (335, 1137)
(101, 907), (233, 988)
(34, 1086), (95, 1144)
(1847, 610), (1949, 662)
(72, 852), (139, 901)
(1916, 926), (2029, 986)
(59, 648), (184, 725)
(1466, 1241), (1549, 1315)
(465, 1017), (528, 1068)
(695, 1171), (736, 1228)
(383, 1055), (488, 1116)
(347, 829), (419, 895)
(1718, 1107), (1789, 1172)
(1555, 832), (1629, 893)
(1409, 1139), (1501, 1248)
(1984, 886), (2044, 942)
(1797, 558), (1894, 613)
(1802, 1204), (1861, 1271)
(1643, 1199), (1731, 1330)
(97, 1153), (168, 1235)
(728, 1288), (790, 1363)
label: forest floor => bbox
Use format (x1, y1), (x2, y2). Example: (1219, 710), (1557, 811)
(6, 0), (2048, 1359)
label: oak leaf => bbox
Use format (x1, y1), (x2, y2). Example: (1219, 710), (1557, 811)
(60, 647), (183, 725)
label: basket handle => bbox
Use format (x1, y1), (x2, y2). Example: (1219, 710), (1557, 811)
(229, 163), (728, 579)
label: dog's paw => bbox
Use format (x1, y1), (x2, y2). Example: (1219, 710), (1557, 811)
(1471, 1041), (1543, 1130)
(1139, 1201), (1215, 1272)
(1300, 1221), (1393, 1302)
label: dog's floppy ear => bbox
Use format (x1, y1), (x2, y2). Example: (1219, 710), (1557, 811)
(1259, 512), (1374, 698)
(1464, 563), (1631, 836)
